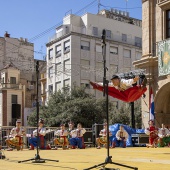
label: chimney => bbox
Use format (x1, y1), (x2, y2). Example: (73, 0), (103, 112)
(4, 31), (10, 38)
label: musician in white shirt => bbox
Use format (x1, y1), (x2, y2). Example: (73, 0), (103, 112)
(29, 118), (47, 150)
(69, 123), (86, 149)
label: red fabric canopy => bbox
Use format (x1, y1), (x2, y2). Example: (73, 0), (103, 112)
(90, 82), (147, 102)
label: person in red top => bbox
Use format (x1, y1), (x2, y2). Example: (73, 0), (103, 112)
(145, 119), (158, 148)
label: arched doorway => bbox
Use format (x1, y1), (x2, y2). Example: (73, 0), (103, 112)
(154, 82), (170, 127)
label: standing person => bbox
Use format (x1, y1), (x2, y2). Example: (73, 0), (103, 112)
(6, 119), (25, 151)
(158, 123), (170, 147)
(96, 123), (112, 149)
(112, 125), (129, 148)
(29, 118), (48, 150)
(53, 124), (68, 150)
(145, 120), (159, 148)
(70, 123), (86, 149)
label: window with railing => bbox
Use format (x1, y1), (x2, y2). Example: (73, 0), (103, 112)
(49, 48), (53, 59)
(64, 40), (70, 53)
(56, 44), (61, 57)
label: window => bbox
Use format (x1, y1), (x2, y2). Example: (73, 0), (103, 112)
(166, 10), (170, 38)
(136, 51), (142, 60)
(55, 81), (61, 91)
(106, 30), (111, 39)
(63, 79), (70, 92)
(123, 49), (131, 58)
(96, 44), (102, 53)
(93, 27), (98, 36)
(81, 60), (90, 67)
(55, 63), (62, 75)
(56, 45), (61, 57)
(11, 95), (17, 104)
(122, 34), (127, 42)
(64, 40), (70, 52)
(49, 67), (53, 77)
(64, 59), (70, 72)
(49, 85), (53, 94)
(110, 64), (118, 73)
(135, 37), (142, 47)
(81, 41), (90, 50)
(110, 46), (118, 55)
(10, 77), (16, 84)
(49, 48), (53, 59)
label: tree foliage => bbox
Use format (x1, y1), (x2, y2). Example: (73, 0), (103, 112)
(28, 86), (142, 128)
(28, 86), (113, 127)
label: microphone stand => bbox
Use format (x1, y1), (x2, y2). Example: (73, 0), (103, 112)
(18, 61), (58, 163)
(84, 30), (138, 170)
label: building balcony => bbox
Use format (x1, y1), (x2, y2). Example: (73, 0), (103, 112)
(40, 73), (47, 82)
(0, 83), (23, 90)
(158, 0), (170, 9)
(48, 24), (142, 48)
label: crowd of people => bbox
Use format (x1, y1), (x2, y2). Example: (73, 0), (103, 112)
(1, 118), (170, 151)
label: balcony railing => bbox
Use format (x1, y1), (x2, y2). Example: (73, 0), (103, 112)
(158, 0), (170, 9)
(0, 83), (23, 90)
(48, 24), (142, 48)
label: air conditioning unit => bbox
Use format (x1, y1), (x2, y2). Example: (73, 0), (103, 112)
(29, 85), (34, 90)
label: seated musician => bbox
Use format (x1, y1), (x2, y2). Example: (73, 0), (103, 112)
(53, 124), (68, 150)
(6, 119), (25, 151)
(112, 125), (128, 148)
(69, 123), (86, 149)
(145, 119), (159, 148)
(158, 123), (170, 147)
(96, 123), (112, 149)
(29, 118), (50, 150)
(67, 121), (75, 148)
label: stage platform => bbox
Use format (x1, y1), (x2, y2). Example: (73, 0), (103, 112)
(1, 147), (170, 170)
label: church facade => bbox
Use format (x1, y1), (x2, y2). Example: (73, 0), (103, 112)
(133, 0), (170, 128)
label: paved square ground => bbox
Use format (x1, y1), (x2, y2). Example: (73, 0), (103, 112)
(1, 147), (170, 170)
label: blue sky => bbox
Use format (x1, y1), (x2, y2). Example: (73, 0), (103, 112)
(0, 0), (142, 60)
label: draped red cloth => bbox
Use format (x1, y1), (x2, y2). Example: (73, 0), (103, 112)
(90, 81), (147, 102)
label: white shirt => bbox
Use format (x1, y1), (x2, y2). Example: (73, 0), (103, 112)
(70, 128), (86, 138)
(158, 128), (170, 138)
(33, 127), (46, 136)
(54, 129), (68, 136)
(10, 127), (25, 137)
(98, 78), (135, 91)
(116, 129), (129, 141)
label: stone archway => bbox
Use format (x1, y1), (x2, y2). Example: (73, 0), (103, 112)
(154, 82), (170, 127)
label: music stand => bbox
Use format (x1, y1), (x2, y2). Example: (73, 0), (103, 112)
(18, 61), (58, 163)
(84, 30), (138, 170)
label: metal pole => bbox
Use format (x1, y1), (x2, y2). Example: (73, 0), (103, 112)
(131, 102), (135, 128)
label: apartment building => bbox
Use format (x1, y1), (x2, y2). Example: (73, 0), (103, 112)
(133, 0), (170, 127)
(46, 9), (142, 106)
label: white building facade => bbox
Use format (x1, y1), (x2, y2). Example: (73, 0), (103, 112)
(46, 10), (142, 106)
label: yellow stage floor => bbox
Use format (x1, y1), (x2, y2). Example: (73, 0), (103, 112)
(1, 147), (170, 170)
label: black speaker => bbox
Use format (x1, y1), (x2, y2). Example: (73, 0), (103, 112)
(92, 124), (104, 145)
(83, 131), (93, 145)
